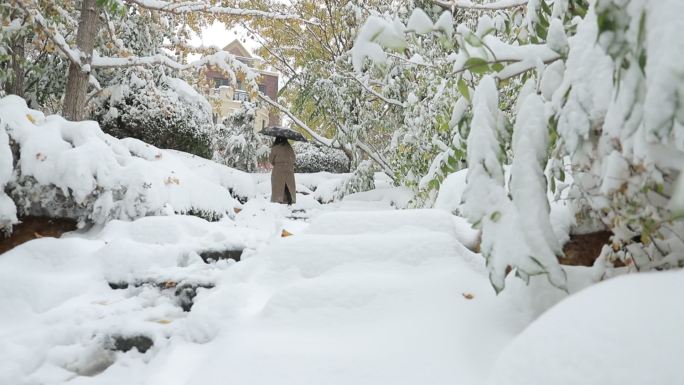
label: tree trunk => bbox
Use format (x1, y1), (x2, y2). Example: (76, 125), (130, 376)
(7, 36), (25, 98)
(62, 0), (99, 121)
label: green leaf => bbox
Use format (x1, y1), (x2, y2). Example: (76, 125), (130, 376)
(491, 62), (504, 72)
(538, 12), (550, 28)
(464, 33), (483, 47)
(490, 211), (502, 222)
(540, 0), (552, 15)
(457, 78), (470, 101)
(464, 57), (490, 74)
(535, 23), (548, 39)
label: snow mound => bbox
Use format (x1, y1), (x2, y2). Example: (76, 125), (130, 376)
(488, 270), (684, 385)
(0, 95), (253, 228)
(434, 168), (468, 214)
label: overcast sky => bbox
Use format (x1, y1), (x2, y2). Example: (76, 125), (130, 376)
(188, 22), (260, 61)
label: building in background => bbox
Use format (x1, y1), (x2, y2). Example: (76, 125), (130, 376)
(204, 40), (280, 131)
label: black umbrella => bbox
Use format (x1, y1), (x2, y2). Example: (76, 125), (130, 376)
(259, 126), (308, 142)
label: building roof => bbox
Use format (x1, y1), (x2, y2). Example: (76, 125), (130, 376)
(223, 40), (252, 59)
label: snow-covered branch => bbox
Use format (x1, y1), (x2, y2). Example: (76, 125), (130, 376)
(355, 140), (395, 177)
(452, 34), (561, 80)
(257, 93), (334, 148)
(434, 0), (527, 11)
(125, 0), (317, 24)
(258, 92), (395, 177)
(92, 53), (184, 69)
(15, 0), (83, 68)
(349, 74), (405, 107)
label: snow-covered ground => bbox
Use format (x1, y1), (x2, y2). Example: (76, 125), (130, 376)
(1, 97), (682, 385)
(6, 167), (679, 385)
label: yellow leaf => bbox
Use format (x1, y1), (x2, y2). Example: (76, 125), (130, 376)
(462, 293), (475, 300)
(26, 114), (35, 123)
(281, 229), (293, 237)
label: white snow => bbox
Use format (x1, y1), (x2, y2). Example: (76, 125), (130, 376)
(406, 8), (433, 35)
(488, 269), (684, 385)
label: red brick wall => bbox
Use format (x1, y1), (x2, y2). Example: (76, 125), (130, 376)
(260, 73), (280, 126)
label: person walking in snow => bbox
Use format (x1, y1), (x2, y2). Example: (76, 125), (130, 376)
(269, 136), (297, 205)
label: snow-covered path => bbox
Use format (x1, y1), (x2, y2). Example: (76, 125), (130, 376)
(3, 195), (682, 385)
(155, 208), (528, 385)
(0, 197), (546, 385)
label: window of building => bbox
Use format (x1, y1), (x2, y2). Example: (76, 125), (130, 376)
(214, 78), (229, 88)
(258, 84), (267, 94)
(233, 90), (250, 102)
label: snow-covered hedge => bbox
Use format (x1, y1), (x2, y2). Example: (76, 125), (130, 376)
(0, 95), (254, 232)
(90, 72), (215, 158)
(293, 141), (350, 174)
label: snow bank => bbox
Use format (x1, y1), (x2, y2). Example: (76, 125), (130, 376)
(488, 270), (684, 385)
(0, 96), (253, 228)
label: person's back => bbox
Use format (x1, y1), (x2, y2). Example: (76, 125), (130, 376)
(269, 137), (296, 204)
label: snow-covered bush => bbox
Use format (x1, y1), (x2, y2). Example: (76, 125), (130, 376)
(293, 141), (350, 173)
(0, 95), (249, 232)
(90, 70), (215, 159)
(212, 102), (268, 172)
(337, 160), (375, 200)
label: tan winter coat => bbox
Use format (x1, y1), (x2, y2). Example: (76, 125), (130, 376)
(269, 142), (297, 204)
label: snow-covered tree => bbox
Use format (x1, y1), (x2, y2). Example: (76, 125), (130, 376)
(211, 102), (268, 172)
(6, 0), (312, 119)
(352, 0), (684, 292)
